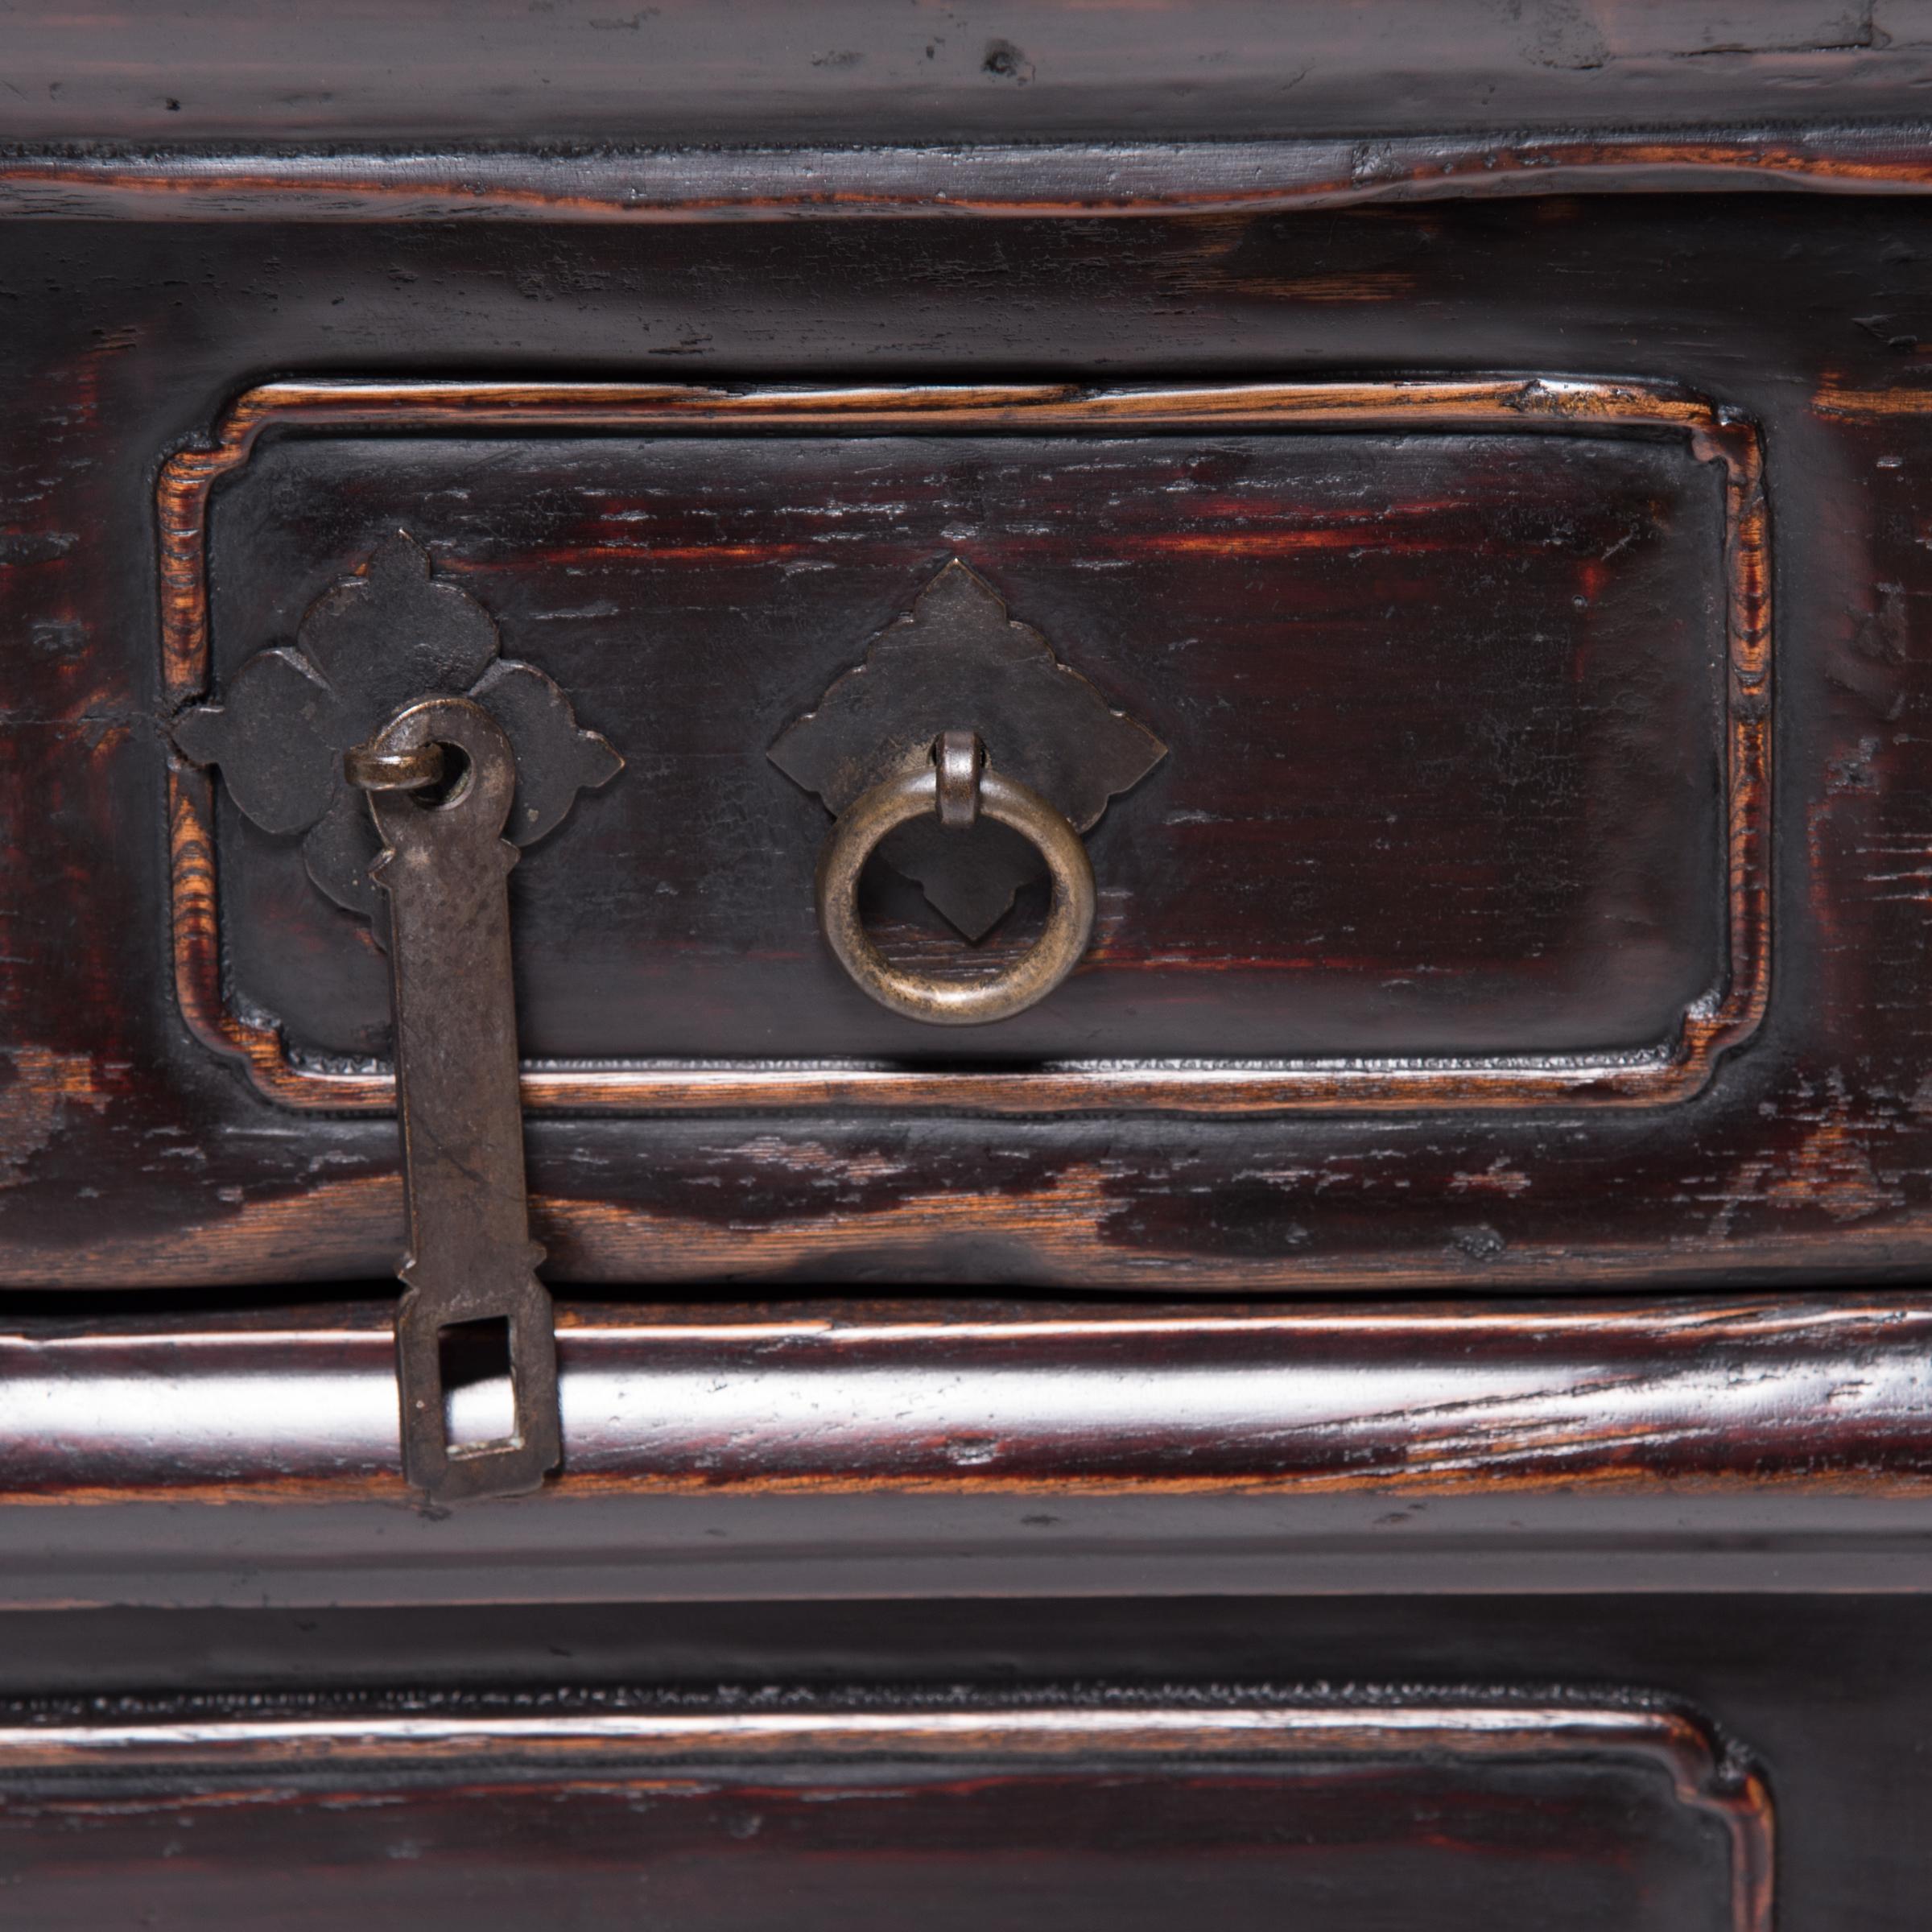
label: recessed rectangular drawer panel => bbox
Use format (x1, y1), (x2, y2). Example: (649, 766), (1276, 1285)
(0, 1699), (1769, 1932)
(168, 378), (1761, 1114)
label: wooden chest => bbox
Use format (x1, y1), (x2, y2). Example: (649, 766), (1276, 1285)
(5, 2), (1932, 1925)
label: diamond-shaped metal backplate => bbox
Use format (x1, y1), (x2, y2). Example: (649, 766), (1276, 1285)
(770, 559), (1167, 939)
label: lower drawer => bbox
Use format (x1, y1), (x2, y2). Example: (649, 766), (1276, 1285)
(0, 1693), (1766, 1931)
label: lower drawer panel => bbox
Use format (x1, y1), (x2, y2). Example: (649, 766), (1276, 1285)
(0, 1695), (1768, 1930)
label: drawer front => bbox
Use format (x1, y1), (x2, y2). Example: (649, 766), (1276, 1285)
(1, 185), (1928, 1288)
(0, 1698), (1768, 1932)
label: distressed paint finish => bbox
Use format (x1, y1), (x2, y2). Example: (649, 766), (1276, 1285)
(0, 161), (1927, 1287)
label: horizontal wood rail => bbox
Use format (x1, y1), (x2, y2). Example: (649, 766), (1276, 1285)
(2, 1292), (1930, 1604)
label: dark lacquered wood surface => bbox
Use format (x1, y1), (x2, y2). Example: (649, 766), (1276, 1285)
(0, 169), (1926, 1285)
(3, 20), (1931, 1930)
(0, 1696), (1766, 1932)
(7, 1596), (1931, 1927)
(12, 133), (1932, 226)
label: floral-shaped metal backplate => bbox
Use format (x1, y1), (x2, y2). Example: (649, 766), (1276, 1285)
(171, 531), (621, 924)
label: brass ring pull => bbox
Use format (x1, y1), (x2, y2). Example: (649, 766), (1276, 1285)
(816, 732), (1096, 1026)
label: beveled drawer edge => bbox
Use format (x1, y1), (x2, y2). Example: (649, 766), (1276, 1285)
(0, 1690), (1744, 1772)
(159, 375), (1769, 1116)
